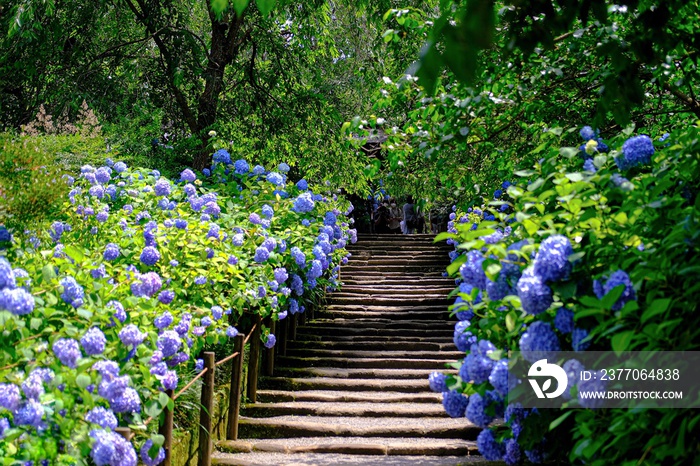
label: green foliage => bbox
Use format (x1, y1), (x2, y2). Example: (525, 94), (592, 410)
(0, 155), (354, 463)
(441, 124), (700, 463)
(0, 134), (68, 231)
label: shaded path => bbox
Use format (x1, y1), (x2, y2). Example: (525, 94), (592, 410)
(213, 234), (488, 465)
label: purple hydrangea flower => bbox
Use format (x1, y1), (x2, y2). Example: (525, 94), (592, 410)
(154, 312), (173, 329)
(157, 331), (182, 357)
(554, 308), (574, 334)
(53, 338), (81, 368)
(85, 407), (118, 430)
(161, 370), (178, 390)
(226, 327), (239, 338)
(180, 169), (196, 182)
(108, 300), (126, 323)
(254, 247), (270, 263)
(119, 324), (146, 347)
(0, 383), (21, 412)
(593, 270), (636, 311)
(81, 327), (107, 356)
(131, 272), (163, 298)
(264, 334), (276, 349)
(140, 439), (166, 466)
(140, 246), (160, 266)
(103, 243), (120, 261)
(60, 276), (84, 308)
(15, 399), (45, 428)
(195, 276), (207, 285)
(158, 290), (175, 305)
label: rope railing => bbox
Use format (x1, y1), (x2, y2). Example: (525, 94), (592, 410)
(121, 311), (300, 466)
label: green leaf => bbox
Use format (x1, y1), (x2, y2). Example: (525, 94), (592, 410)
(211, 0), (229, 16)
(255, 0), (276, 16)
(158, 391), (171, 408)
(549, 411), (573, 431)
(641, 298), (671, 324)
(76, 373), (92, 389)
(42, 264), (57, 283)
(64, 245), (85, 263)
(611, 330), (634, 354)
(446, 253), (466, 276)
(505, 311), (516, 332)
(600, 285), (624, 310)
(232, 0), (249, 15)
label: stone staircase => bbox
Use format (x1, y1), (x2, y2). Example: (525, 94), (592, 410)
(214, 234), (484, 465)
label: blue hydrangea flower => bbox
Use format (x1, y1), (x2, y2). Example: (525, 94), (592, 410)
(15, 399), (45, 428)
(503, 438), (521, 466)
(459, 251), (487, 289)
(96, 211), (109, 223)
(264, 334), (276, 349)
(273, 267), (289, 284)
(462, 340), (496, 384)
(453, 320), (476, 352)
(292, 192), (315, 213)
(519, 321), (561, 363)
(476, 429), (503, 461)
(562, 359), (584, 400)
(232, 158), (249, 174)
(533, 235), (572, 282)
(442, 389), (468, 418)
(307, 260), (323, 280)
(593, 270), (636, 311)
(200, 316), (212, 327)
(580, 126), (596, 141)
(140, 246), (160, 266)
(21, 373), (44, 400)
(254, 247), (270, 263)
(555, 308), (574, 334)
(616, 135), (655, 170)
(53, 338), (81, 368)
(119, 324), (146, 347)
(154, 312), (174, 329)
(428, 372), (448, 393)
(249, 213), (262, 225)
(131, 272), (162, 298)
(140, 439), (166, 466)
(0, 383), (20, 412)
(577, 371), (607, 408)
(296, 179), (308, 190)
(154, 178), (171, 197)
(157, 331), (182, 357)
(81, 327), (107, 356)
(108, 300), (126, 323)
(226, 326), (239, 338)
(488, 359), (511, 397)
(161, 370), (178, 390)
(266, 172), (284, 186)
(252, 165), (265, 176)
(261, 204), (274, 219)
(324, 211), (337, 226)
(572, 327), (591, 351)
(114, 161), (128, 173)
(1, 287), (35, 315)
(516, 267), (553, 315)
(278, 162), (290, 172)
(60, 276), (84, 308)
(85, 407), (118, 430)
(158, 290), (175, 305)
(466, 392), (494, 428)
(291, 274), (304, 296)
(583, 159), (597, 173)
(0, 258), (15, 289)
(195, 276), (207, 285)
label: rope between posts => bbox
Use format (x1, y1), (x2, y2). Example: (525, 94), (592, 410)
(215, 350), (241, 367)
(173, 367), (208, 401)
(243, 323), (257, 345)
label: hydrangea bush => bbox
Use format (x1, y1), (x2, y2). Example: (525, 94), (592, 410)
(432, 125), (700, 465)
(0, 151), (355, 464)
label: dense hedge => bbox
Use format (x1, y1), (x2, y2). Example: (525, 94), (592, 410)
(431, 125), (700, 465)
(0, 152), (355, 465)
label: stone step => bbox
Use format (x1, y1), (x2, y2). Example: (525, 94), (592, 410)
(339, 286), (455, 295)
(319, 310), (451, 321)
(296, 326), (452, 338)
(216, 437), (479, 457)
(237, 416), (479, 440)
(289, 340), (456, 352)
(303, 317), (453, 329)
(283, 348), (462, 360)
(256, 390), (444, 404)
(259, 377), (431, 392)
(272, 367), (456, 380)
(348, 259), (449, 266)
(293, 333), (453, 344)
(328, 295), (450, 304)
(212, 452), (494, 466)
(342, 265), (446, 274)
(323, 303), (449, 312)
(342, 277), (455, 284)
(241, 402), (450, 418)
(276, 356), (455, 369)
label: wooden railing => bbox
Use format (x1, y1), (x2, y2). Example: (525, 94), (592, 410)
(114, 308), (317, 466)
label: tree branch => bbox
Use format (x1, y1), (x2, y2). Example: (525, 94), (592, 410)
(664, 82), (700, 118)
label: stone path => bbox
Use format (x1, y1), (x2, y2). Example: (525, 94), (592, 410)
(214, 234), (490, 465)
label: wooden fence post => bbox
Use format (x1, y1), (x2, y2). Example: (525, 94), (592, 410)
(115, 427), (133, 441)
(278, 317), (287, 357)
(290, 314), (297, 341)
(264, 319), (276, 376)
(247, 314), (263, 402)
(158, 389), (174, 466)
(226, 334), (245, 440)
(197, 352), (216, 466)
